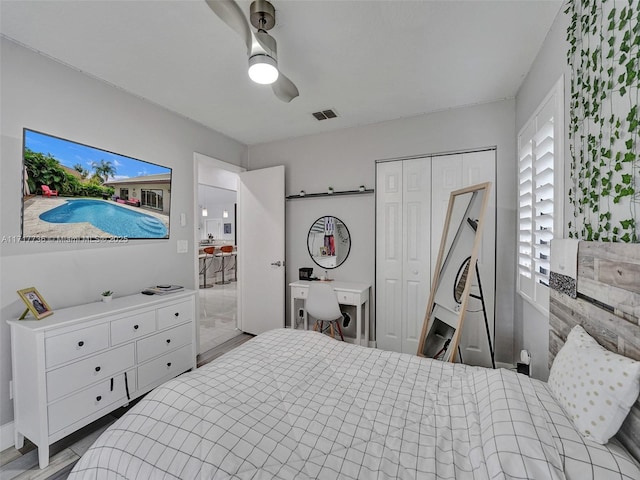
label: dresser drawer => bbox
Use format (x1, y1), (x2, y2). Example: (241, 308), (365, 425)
(47, 344), (135, 402)
(293, 287), (308, 299)
(111, 310), (156, 345)
(45, 323), (109, 368)
(157, 300), (193, 330)
(137, 323), (192, 363)
(336, 291), (357, 305)
(137, 344), (192, 391)
(48, 370), (135, 435)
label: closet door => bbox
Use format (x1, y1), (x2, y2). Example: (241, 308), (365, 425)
(376, 159), (431, 354)
(401, 159), (431, 353)
(376, 161), (404, 352)
(431, 150), (496, 367)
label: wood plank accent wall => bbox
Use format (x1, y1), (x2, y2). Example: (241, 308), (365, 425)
(549, 241), (640, 462)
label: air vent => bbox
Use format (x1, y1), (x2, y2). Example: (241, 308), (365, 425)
(312, 109), (339, 121)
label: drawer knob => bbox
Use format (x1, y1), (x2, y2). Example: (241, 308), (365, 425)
(95, 366), (101, 372)
(134, 325), (139, 330)
(174, 312), (179, 317)
(96, 395), (102, 402)
(167, 362), (172, 368)
(78, 341), (84, 347)
(166, 339), (171, 344)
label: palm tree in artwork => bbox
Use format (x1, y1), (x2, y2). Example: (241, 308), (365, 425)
(91, 160), (117, 184)
(73, 163), (90, 179)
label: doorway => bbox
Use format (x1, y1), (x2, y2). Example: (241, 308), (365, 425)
(194, 153), (245, 354)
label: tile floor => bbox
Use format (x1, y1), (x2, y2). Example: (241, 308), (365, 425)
(198, 279), (242, 354)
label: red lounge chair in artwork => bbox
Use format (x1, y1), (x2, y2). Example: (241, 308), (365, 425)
(41, 185), (58, 197)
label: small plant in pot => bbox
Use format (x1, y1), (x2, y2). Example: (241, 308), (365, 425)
(101, 290), (113, 303)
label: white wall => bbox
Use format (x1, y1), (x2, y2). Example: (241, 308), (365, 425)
(196, 153), (241, 191)
(0, 38), (247, 431)
(197, 185), (237, 242)
(247, 99), (517, 361)
(514, 8), (569, 380)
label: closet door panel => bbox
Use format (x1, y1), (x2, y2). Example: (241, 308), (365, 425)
(381, 200), (402, 348)
(380, 279), (402, 345)
(402, 159), (431, 353)
(376, 162), (403, 353)
(384, 203), (402, 262)
(404, 279), (423, 350)
(457, 151), (496, 367)
(430, 155), (463, 276)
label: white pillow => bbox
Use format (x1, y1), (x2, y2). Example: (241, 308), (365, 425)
(548, 324), (640, 444)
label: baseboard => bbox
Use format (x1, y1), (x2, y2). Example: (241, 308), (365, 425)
(0, 421), (14, 451)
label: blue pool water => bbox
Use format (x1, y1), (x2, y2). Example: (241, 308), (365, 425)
(40, 199), (168, 238)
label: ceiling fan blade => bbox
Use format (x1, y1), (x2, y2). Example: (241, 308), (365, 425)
(272, 72), (299, 103)
(205, 0), (252, 53)
(252, 30), (275, 57)
(206, 0), (299, 102)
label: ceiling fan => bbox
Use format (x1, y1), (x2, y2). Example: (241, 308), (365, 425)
(206, 0), (299, 102)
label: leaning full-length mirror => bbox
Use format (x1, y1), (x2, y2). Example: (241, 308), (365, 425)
(307, 216), (351, 269)
(417, 182), (492, 363)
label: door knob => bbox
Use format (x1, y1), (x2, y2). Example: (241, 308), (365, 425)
(270, 261), (283, 267)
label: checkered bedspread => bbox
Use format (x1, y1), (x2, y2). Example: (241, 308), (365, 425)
(69, 329), (631, 479)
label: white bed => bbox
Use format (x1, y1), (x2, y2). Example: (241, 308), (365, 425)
(68, 327), (640, 480)
(68, 242), (640, 479)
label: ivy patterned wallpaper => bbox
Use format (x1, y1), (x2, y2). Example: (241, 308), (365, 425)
(566, 0), (639, 242)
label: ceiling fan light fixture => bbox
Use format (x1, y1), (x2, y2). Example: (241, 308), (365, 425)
(248, 54), (279, 85)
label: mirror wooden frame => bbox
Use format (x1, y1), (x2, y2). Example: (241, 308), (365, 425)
(417, 182), (492, 362)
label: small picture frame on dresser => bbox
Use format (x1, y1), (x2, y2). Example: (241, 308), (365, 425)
(17, 287), (53, 320)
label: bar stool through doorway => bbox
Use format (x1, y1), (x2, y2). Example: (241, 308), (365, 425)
(200, 246), (215, 288)
(215, 245), (234, 285)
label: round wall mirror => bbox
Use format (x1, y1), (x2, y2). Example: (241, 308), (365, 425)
(307, 216), (351, 269)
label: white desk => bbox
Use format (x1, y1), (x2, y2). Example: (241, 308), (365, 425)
(289, 280), (370, 346)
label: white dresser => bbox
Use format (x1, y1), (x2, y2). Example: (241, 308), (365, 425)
(7, 290), (197, 468)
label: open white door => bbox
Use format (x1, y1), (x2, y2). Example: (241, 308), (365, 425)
(237, 165), (285, 335)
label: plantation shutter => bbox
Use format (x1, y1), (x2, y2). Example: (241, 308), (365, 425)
(517, 77), (563, 314)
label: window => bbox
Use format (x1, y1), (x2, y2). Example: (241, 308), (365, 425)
(119, 188), (129, 200)
(142, 189), (164, 211)
(517, 77), (564, 314)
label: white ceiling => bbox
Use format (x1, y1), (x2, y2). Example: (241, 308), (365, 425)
(199, 183), (237, 204)
(1, 0), (562, 146)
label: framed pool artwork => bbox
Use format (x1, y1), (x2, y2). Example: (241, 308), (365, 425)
(21, 129), (172, 240)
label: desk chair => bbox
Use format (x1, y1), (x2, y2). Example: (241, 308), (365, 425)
(199, 246), (215, 288)
(307, 283), (344, 341)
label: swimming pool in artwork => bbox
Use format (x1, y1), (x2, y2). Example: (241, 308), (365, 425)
(39, 199), (168, 238)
